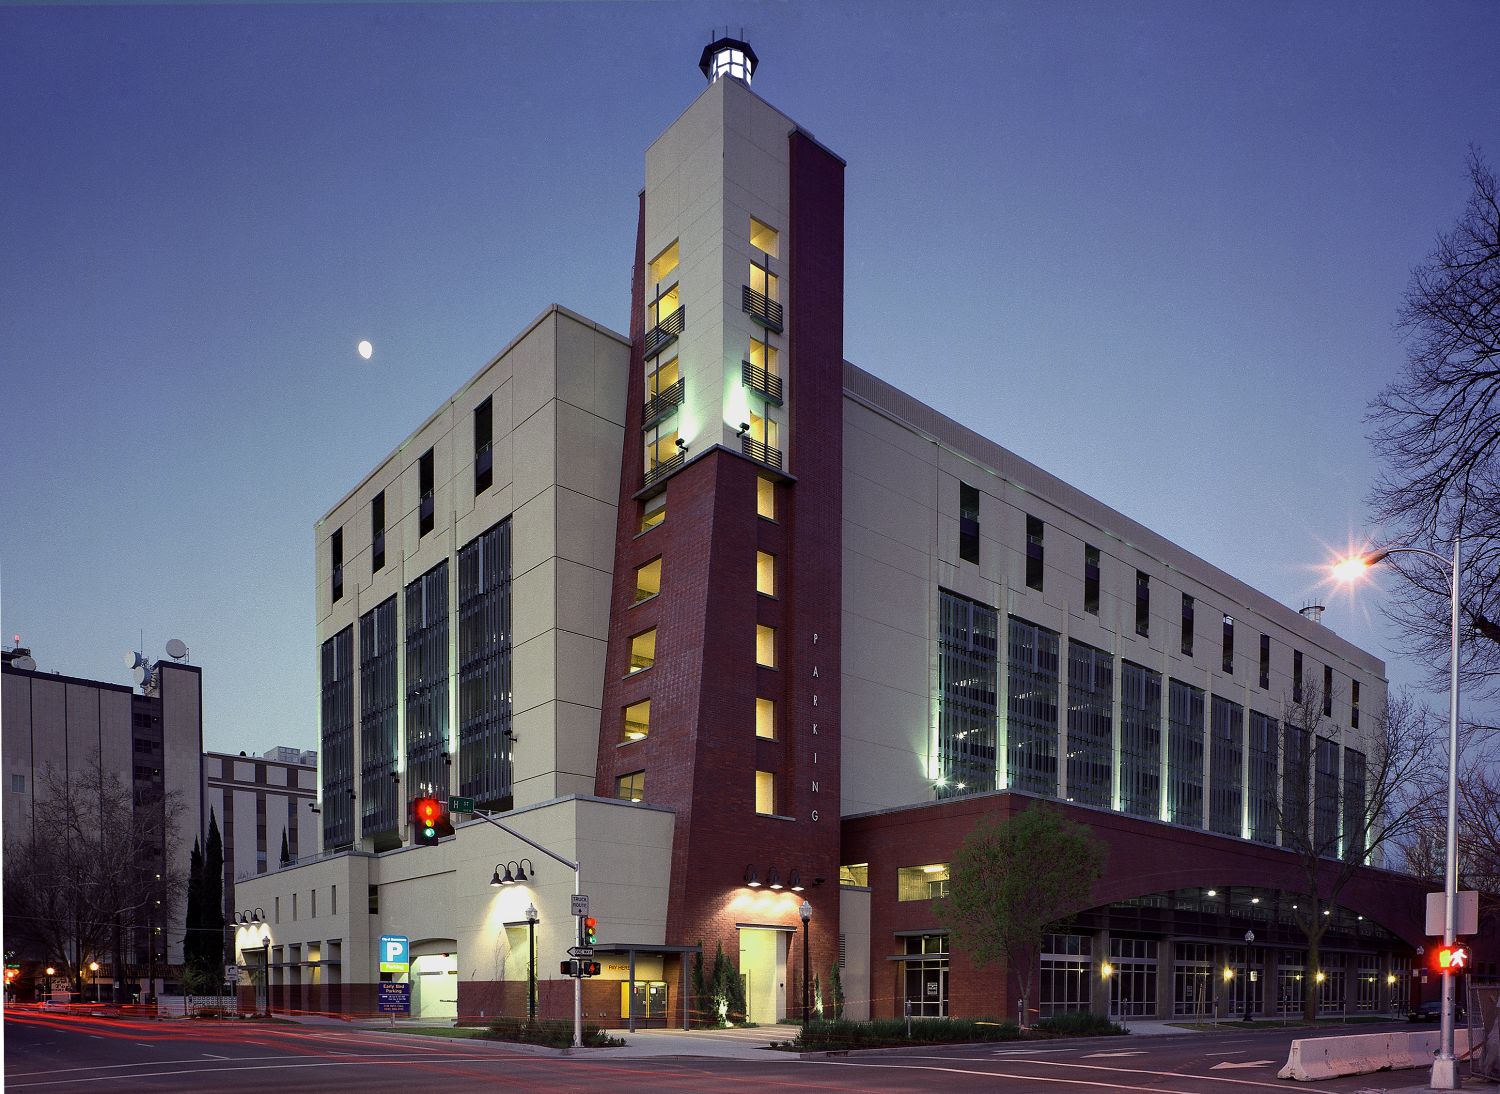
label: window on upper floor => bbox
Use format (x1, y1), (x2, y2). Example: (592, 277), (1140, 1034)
(756, 551), (775, 596)
(959, 482), (980, 564)
(747, 412), (779, 458)
(750, 217), (779, 257)
(1222, 615), (1235, 675)
(1324, 665), (1334, 717)
(756, 624), (776, 668)
(418, 448), (435, 537)
(1084, 545), (1100, 615)
(647, 283), (680, 329)
(648, 239), (679, 285)
(10, 773), (24, 793)
(647, 355), (679, 398)
(756, 697), (776, 740)
(474, 396), (493, 495)
(331, 527), (344, 603)
(640, 494), (666, 533)
(840, 864), (869, 887)
(757, 477), (776, 520)
(1260, 634), (1271, 690)
(616, 771), (645, 803)
(749, 261), (778, 303)
(754, 770), (776, 815)
(646, 428), (680, 474)
(749, 334), (779, 377)
(1293, 650), (1304, 703)
(897, 863), (951, 901)
(1135, 571), (1150, 636)
(1180, 594), (1194, 656)
(371, 490), (386, 573)
(628, 629), (656, 674)
(1351, 679), (1361, 729)
(634, 558), (662, 603)
(622, 700), (650, 742)
(1025, 515), (1044, 591)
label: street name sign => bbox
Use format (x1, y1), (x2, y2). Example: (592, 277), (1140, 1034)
(448, 795), (475, 814)
(568, 946), (594, 958)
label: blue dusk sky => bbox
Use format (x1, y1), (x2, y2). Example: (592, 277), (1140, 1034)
(3, 2), (1498, 756)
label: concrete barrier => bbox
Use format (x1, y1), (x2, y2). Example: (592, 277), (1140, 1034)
(1279, 1028), (1471, 1081)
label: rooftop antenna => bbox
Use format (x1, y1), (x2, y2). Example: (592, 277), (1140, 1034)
(165, 638), (188, 662)
(125, 647), (158, 694)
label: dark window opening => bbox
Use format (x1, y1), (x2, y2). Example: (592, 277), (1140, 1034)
(1323, 665), (1334, 717)
(1351, 679), (1360, 729)
(474, 396), (493, 495)
(331, 527), (344, 603)
(1135, 571), (1150, 636)
(1293, 650), (1304, 703)
(1180, 594), (1194, 657)
(372, 490), (386, 573)
(419, 448), (435, 537)
(1025, 515), (1044, 591)
(1084, 545), (1100, 615)
(1221, 615), (1234, 675)
(1259, 634), (1271, 690)
(958, 482), (980, 564)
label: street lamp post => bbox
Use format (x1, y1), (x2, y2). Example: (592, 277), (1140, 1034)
(799, 900), (812, 1028)
(262, 935), (272, 1017)
(1243, 931), (1255, 1023)
(1334, 540), (1462, 1089)
(525, 903), (538, 1022)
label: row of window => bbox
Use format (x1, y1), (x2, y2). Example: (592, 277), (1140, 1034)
(957, 486), (1359, 725)
(936, 589), (1367, 854)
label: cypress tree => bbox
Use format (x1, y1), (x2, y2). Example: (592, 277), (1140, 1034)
(202, 811), (225, 973)
(184, 838), (203, 972)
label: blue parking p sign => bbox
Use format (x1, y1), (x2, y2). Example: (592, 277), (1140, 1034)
(378, 935), (409, 973)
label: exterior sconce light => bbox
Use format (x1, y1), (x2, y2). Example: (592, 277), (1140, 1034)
(744, 865), (761, 888)
(766, 868), (783, 890)
(788, 869), (804, 892)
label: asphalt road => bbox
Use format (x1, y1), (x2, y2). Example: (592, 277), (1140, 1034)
(4, 1007), (1446, 1092)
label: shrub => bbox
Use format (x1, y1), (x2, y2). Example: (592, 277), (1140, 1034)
(792, 1016), (1020, 1051)
(482, 1016), (623, 1048)
(1034, 1011), (1126, 1037)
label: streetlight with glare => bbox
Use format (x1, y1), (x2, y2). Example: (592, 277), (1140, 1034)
(1243, 930), (1255, 1022)
(1334, 540), (1462, 1089)
(799, 900), (812, 1029)
(525, 902), (539, 1022)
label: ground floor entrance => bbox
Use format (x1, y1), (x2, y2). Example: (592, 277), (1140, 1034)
(738, 927), (789, 1024)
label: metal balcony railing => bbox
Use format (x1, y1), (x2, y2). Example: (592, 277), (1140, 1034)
(643, 450), (685, 489)
(742, 286), (783, 332)
(741, 360), (783, 404)
(643, 306), (685, 358)
(641, 378), (685, 430)
(740, 436), (782, 469)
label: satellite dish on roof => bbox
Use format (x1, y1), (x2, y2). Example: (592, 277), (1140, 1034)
(133, 665), (147, 686)
(125, 650), (144, 669)
(165, 638), (188, 661)
(12, 655), (35, 671)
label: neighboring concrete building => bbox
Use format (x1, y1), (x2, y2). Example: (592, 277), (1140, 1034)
(237, 39), (1435, 1026)
(1, 644), (203, 995)
(203, 746), (317, 936)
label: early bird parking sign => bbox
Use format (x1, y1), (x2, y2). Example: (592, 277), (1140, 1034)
(379, 935), (409, 974)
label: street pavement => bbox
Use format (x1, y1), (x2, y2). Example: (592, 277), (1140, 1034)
(4, 1004), (1482, 1092)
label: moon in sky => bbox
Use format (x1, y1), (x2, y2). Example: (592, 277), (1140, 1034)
(357, 340), (373, 360)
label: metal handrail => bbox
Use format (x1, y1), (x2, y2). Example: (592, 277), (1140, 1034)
(742, 286), (783, 331)
(741, 360), (783, 403)
(643, 450), (685, 488)
(642, 378), (685, 429)
(741, 436), (782, 469)
(644, 307), (685, 358)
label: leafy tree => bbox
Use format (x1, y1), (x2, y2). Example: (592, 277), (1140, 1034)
(1272, 687), (1436, 1021)
(2, 764), (184, 999)
(829, 960), (845, 1020)
(937, 802), (1105, 1025)
(1368, 148), (1500, 699)
(691, 942), (707, 1019)
(812, 972), (823, 1018)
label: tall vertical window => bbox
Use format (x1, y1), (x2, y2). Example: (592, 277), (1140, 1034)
(458, 519), (512, 811)
(757, 477), (776, 520)
(629, 629), (657, 673)
(937, 589), (998, 795)
(1180, 594), (1194, 656)
(754, 770), (776, 815)
(1314, 736), (1340, 854)
(756, 624), (777, 668)
(371, 490), (386, 573)
(1351, 679), (1360, 729)
(1135, 571), (1150, 636)
(616, 771), (645, 803)
(1008, 616), (1060, 796)
(1167, 680), (1205, 827)
(748, 335), (779, 381)
(474, 396), (493, 495)
(640, 494), (666, 533)
(958, 483), (980, 564)
(331, 528), (344, 603)
(358, 597), (398, 839)
(648, 239), (679, 284)
(1209, 696), (1243, 836)
(749, 217), (779, 256)
(647, 354), (679, 399)
(622, 700), (650, 742)
(1259, 634), (1271, 690)
(1248, 711), (1279, 843)
(1293, 650), (1304, 703)
(1323, 666), (1334, 717)
(1066, 641), (1112, 807)
(1282, 725), (1310, 845)
(1120, 662), (1162, 817)
(749, 260), (779, 303)
(1342, 747), (1367, 861)
(320, 625), (354, 850)
(1221, 615), (1234, 674)
(634, 558), (662, 602)
(418, 448), (435, 538)
(405, 560), (449, 799)
(755, 697), (775, 740)
(756, 551), (775, 596)
(1025, 515), (1044, 591)
(1084, 545), (1100, 615)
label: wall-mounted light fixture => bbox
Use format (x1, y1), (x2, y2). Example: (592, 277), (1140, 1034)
(490, 858), (536, 886)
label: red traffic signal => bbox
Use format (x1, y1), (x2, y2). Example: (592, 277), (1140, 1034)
(1436, 945), (1470, 972)
(582, 960), (601, 977)
(560, 958), (603, 977)
(412, 797), (445, 846)
(582, 917), (598, 946)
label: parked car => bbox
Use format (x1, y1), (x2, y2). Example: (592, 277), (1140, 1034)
(1410, 998), (1467, 1023)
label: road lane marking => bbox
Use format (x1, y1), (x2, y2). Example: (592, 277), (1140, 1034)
(1211, 1060), (1277, 1069)
(814, 1059), (1261, 1092)
(1204, 1049), (1248, 1055)
(979, 1057), (1343, 1092)
(202, 1053), (228, 1059)
(1081, 1050), (1146, 1057)
(4, 1054), (553, 1088)
(832, 1055), (1348, 1093)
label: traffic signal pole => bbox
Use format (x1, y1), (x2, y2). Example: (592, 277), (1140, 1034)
(467, 809), (583, 1049)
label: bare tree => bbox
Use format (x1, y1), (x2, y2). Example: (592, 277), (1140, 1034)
(2, 764), (184, 1000)
(1272, 688), (1437, 1021)
(1369, 148), (1500, 698)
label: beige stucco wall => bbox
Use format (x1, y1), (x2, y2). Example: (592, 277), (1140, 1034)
(839, 884), (871, 1020)
(839, 363), (1389, 823)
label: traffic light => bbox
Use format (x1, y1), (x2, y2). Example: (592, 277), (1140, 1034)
(582, 916), (598, 946)
(412, 797), (444, 846)
(1436, 944), (1470, 972)
(560, 959), (580, 977)
(581, 960), (601, 977)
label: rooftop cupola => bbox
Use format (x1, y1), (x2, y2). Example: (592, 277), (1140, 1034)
(699, 35), (757, 86)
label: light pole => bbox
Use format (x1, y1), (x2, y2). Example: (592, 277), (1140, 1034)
(1242, 931), (1255, 1022)
(1334, 541), (1462, 1089)
(262, 935), (272, 1017)
(525, 902), (538, 1022)
(799, 900), (812, 1028)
